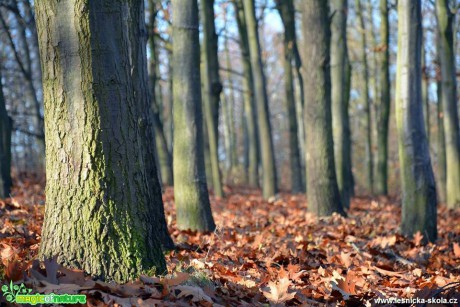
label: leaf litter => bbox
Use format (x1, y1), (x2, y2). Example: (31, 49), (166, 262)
(0, 177), (460, 306)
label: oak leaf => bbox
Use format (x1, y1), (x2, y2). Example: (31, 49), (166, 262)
(262, 277), (296, 304)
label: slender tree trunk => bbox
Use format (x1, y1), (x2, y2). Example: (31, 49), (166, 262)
(148, 0), (173, 187)
(172, 0), (215, 231)
(234, 0), (259, 188)
(243, 0), (277, 199)
(422, 47), (430, 146)
(293, 44), (307, 189)
(436, 0), (460, 208)
(223, 40), (239, 174)
(201, 0), (224, 198)
(375, 0), (391, 195)
(276, 0), (303, 194)
(396, 0), (437, 242)
(331, 0), (353, 207)
(437, 77), (447, 203)
(356, 0), (374, 194)
(302, 0), (345, 216)
(0, 66), (12, 198)
(36, 0), (168, 282)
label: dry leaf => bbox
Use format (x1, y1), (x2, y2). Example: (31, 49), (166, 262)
(262, 277), (296, 304)
(453, 243), (460, 258)
(174, 285), (213, 303)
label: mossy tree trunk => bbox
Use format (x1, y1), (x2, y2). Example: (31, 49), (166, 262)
(36, 0), (168, 282)
(355, 0), (374, 194)
(172, 0), (216, 232)
(0, 66), (12, 199)
(396, 0), (437, 242)
(302, 0), (345, 216)
(436, 0), (460, 208)
(243, 0), (277, 199)
(276, 0), (304, 194)
(234, 0), (259, 188)
(375, 0), (391, 195)
(331, 0), (353, 208)
(201, 0), (224, 198)
(147, 0), (174, 187)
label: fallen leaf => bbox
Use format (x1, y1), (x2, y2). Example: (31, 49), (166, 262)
(262, 277), (296, 304)
(174, 285), (213, 303)
(453, 243), (460, 258)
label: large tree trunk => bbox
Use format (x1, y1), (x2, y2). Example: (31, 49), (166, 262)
(243, 0), (277, 199)
(276, 0), (303, 194)
(355, 0), (374, 194)
(375, 0), (391, 195)
(302, 0), (345, 216)
(172, 0), (215, 232)
(0, 66), (12, 199)
(330, 0), (353, 208)
(36, 0), (168, 282)
(436, 0), (460, 208)
(396, 0), (437, 242)
(234, 0), (259, 188)
(148, 0), (174, 187)
(201, 0), (223, 198)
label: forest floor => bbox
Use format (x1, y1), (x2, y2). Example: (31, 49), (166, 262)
(1, 174), (460, 306)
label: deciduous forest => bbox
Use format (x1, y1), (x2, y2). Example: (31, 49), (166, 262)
(0, 0), (460, 305)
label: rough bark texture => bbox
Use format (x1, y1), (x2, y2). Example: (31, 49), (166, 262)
(36, 0), (167, 282)
(436, 0), (460, 208)
(302, 0), (345, 217)
(172, 0), (216, 232)
(201, 0), (223, 198)
(396, 0), (437, 242)
(276, 0), (303, 194)
(375, 0), (391, 195)
(234, 0), (259, 188)
(148, 0), (174, 187)
(243, 0), (277, 199)
(331, 0), (353, 207)
(0, 66), (12, 198)
(355, 0), (374, 194)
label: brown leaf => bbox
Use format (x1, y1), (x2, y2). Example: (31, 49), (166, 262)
(165, 272), (190, 287)
(340, 252), (352, 268)
(174, 285), (213, 303)
(262, 277), (296, 304)
(453, 243), (460, 258)
(0, 243), (17, 265)
(413, 231), (424, 246)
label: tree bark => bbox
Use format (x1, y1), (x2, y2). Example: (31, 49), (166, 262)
(436, 0), (460, 208)
(0, 65), (12, 198)
(302, 0), (345, 216)
(276, 0), (304, 194)
(355, 0), (374, 194)
(396, 0), (437, 242)
(331, 0), (353, 207)
(243, 0), (277, 199)
(36, 0), (168, 282)
(201, 0), (224, 198)
(234, 0), (259, 188)
(375, 0), (391, 195)
(172, 0), (216, 231)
